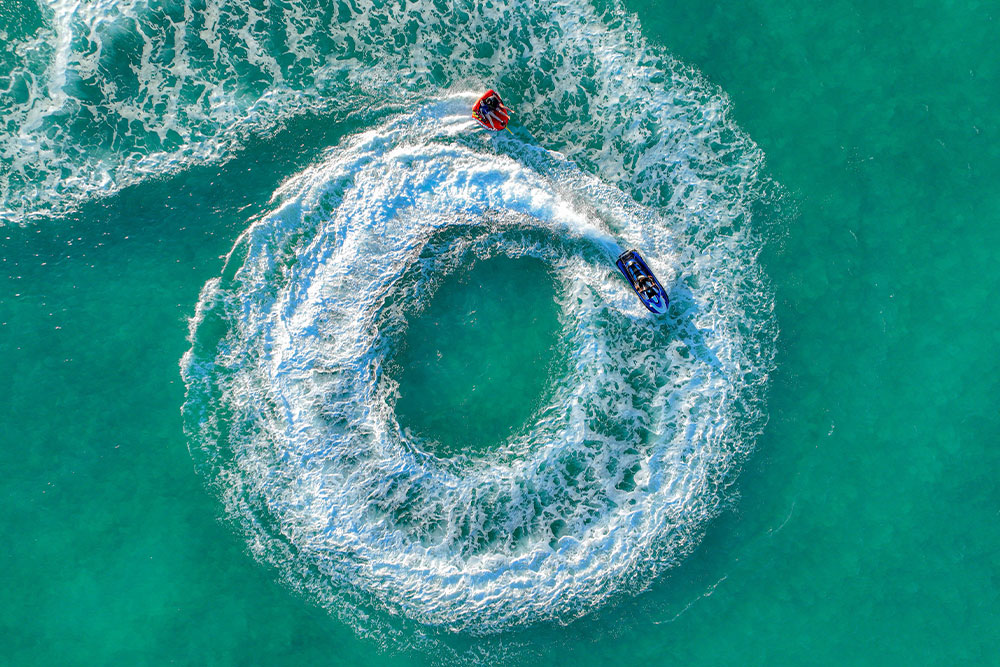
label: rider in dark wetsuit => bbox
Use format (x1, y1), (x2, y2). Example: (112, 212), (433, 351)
(630, 262), (659, 300)
(639, 277), (658, 297)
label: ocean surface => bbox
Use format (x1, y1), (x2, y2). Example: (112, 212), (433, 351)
(2, 0), (997, 664)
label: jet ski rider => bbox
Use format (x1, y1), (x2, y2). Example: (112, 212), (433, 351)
(629, 260), (660, 300)
(615, 248), (668, 314)
(480, 92), (504, 125)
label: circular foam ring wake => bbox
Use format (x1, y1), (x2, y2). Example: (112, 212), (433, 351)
(181, 95), (776, 641)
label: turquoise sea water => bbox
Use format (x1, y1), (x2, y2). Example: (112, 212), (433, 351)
(2, 0), (998, 664)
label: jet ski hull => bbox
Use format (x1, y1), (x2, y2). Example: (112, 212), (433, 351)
(616, 249), (669, 314)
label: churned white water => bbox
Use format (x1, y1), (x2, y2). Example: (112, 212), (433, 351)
(2, 0), (779, 642)
(181, 90), (775, 639)
(4, 0), (763, 227)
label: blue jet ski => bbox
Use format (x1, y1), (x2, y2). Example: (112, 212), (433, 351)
(616, 249), (669, 314)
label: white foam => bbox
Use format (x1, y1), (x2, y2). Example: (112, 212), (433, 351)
(1, 0), (779, 644)
(181, 96), (776, 640)
(3, 0), (762, 227)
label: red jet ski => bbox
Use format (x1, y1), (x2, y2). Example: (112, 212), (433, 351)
(472, 89), (510, 131)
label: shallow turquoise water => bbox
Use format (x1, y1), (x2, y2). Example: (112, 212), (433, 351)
(2, 0), (998, 664)
(392, 255), (561, 457)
